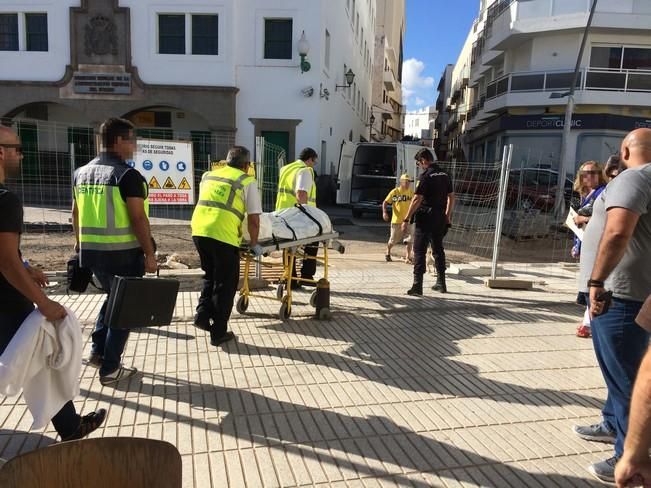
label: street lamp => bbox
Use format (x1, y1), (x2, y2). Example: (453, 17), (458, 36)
(335, 69), (356, 91)
(297, 31), (311, 73)
(551, 0), (598, 220)
(368, 112), (375, 140)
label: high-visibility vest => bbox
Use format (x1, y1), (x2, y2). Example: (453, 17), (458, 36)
(275, 160), (317, 210)
(74, 155), (149, 253)
(191, 165), (255, 247)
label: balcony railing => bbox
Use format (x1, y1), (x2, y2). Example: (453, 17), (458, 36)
(485, 68), (651, 100)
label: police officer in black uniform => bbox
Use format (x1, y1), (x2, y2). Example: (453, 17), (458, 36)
(401, 148), (455, 296)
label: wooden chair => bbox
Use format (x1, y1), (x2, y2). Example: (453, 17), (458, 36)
(0, 437), (182, 488)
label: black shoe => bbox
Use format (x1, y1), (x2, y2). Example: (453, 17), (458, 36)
(407, 286), (423, 296)
(84, 353), (103, 369)
(61, 408), (107, 442)
(193, 314), (212, 331)
(301, 278), (317, 287)
(290, 281), (303, 290)
(385, 254), (392, 262)
(211, 331), (236, 347)
(432, 275), (447, 293)
(432, 282), (447, 293)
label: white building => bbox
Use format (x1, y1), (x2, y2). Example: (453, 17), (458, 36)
(404, 105), (437, 141)
(370, 0), (405, 142)
(0, 0), (377, 196)
(442, 0), (651, 169)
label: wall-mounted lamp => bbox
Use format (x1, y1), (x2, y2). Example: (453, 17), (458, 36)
(319, 83), (330, 100)
(298, 31), (311, 73)
(335, 69), (356, 91)
(367, 112), (376, 140)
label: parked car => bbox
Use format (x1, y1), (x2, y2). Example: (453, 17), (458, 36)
(507, 168), (575, 212)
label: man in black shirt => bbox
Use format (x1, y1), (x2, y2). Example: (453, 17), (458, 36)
(401, 148), (455, 296)
(72, 118), (157, 386)
(0, 125), (106, 441)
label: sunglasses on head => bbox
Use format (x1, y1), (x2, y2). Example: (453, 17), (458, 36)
(0, 143), (22, 154)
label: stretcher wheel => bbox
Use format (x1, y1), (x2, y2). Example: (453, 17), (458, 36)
(276, 284), (284, 300)
(236, 296), (249, 314)
(318, 308), (332, 320)
(309, 290), (318, 308)
(279, 300), (291, 320)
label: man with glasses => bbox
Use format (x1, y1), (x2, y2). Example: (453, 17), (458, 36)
(0, 125), (106, 440)
(401, 148), (454, 296)
(72, 118), (157, 386)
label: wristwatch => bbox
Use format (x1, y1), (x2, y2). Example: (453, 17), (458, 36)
(587, 279), (605, 288)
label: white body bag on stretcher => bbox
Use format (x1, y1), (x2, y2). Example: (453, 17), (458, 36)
(242, 205), (333, 244)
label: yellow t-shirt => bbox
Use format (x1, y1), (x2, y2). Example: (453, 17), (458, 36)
(384, 187), (414, 224)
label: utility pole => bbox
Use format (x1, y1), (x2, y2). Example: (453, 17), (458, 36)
(553, 0), (598, 220)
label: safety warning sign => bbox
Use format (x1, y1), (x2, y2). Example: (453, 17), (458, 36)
(131, 139), (194, 205)
(149, 176), (161, 189)
(178, 177), (191, 190)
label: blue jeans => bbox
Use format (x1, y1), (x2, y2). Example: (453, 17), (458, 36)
(591, 297), (647, 456)
(90, 254), (144, 376)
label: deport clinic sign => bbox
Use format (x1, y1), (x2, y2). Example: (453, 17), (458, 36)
(128, 139), (194, 205)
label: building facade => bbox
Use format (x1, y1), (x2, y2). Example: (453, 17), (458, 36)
(370, 0), (405, 142)
(434, 64), (453, 160)
(404, 105), (437, 142)
(0, 0), (377, 185)
(441, 0), (651, 169)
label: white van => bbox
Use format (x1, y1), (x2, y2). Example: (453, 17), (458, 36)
(336, 142), (437, 218)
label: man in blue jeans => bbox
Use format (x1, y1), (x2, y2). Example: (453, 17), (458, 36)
(574, 128), (651, 483)
(73, 118), (157, 386)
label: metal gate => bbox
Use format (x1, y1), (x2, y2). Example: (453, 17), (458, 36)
(255, 136), (287, 212)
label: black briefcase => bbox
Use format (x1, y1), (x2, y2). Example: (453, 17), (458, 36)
(104, 276), (180, 329)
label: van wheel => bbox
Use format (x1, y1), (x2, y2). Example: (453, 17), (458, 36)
(352, 209), (363, 219)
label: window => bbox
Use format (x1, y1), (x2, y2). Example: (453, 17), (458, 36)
(591, 46), (651, 70)
(325, 29), (331, 69)
(25, 13), (47, 51)
(192, 15), (218, 55)
(264, 18), (293, 60)
(0, 14), (18, 51)
(159, 14), (185, 54)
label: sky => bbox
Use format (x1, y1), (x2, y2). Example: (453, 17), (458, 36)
(402, 0), (479, 112)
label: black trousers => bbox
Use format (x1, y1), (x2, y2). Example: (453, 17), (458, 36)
(193, 236), (240, 340)
(0, 305), (80, 439)
(292, 243), (319, 279)
(413, 212), (447, 277)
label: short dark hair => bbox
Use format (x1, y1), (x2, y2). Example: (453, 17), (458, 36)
(100, 118), (134, 149)
(604, 154), (621, 176)
(414, 148), (434, 163)
(226, 146), (251, 169)
(299, 147), (318, 162)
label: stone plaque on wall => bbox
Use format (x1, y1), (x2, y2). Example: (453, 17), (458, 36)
(73, 72), (131, 95)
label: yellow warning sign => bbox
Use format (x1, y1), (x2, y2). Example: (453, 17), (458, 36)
(178, 177), (191, 190)
(149, 176), (161, 189)
(163, 177), (176, 189)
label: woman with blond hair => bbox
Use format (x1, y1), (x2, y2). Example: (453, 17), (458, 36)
(572, 160), (607, 337)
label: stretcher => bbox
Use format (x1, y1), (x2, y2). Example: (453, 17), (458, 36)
(238, 232), (344, 321)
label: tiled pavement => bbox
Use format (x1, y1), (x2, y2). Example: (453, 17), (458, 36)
(0, 257), (611, 487)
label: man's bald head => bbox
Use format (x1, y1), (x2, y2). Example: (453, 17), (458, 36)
(0, 125), (18, 145)
(0, 125), (22, 181)
(621, 128), (651, 169)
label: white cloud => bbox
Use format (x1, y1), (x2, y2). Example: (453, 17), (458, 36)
(401, 58), (435, 109)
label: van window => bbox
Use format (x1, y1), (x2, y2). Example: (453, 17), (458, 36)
(350, 145), (397, 204)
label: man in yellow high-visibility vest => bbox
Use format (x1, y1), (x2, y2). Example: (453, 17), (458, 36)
(73, 118), (156, 387)
(275, 147), (319, 288)
(191, 146), (262, 346)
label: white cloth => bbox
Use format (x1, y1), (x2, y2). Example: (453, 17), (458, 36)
(243, 183), (263, 215)
(295, 167), (314, 193)
(243, 206), (333, 243)
(0, 308), (82, 429)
